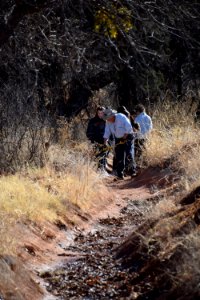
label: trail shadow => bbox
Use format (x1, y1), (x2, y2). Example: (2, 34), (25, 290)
(112, 167), (177, 190)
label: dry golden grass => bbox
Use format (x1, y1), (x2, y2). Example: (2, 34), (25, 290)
(43, 144), (105, 209)
(145, 99), (200, 181)
(139, 99), (200, 256)
(0, 175), (62, 222)
(0, 142), (107, 254)
(151, 198), (178, 219)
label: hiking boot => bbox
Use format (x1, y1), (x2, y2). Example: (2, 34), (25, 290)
(131, 171), (137, 178)
(111, 170), (118, 176)
(116, 175), (124, 180)
(114, 175), (124, 181)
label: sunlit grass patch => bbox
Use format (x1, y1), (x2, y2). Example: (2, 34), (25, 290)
(0, 175), (62, 222)
(145, 126), (200, 165)
(145, 99), (200, 182)
(0, 143), (107, 254)
(27, 160), (105, 212)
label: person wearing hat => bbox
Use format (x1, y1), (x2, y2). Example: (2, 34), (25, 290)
(114, 105), (135, 176)
(103, 108), (136, 180)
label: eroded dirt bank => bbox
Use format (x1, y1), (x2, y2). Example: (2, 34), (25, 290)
(37, 168), (173, 299)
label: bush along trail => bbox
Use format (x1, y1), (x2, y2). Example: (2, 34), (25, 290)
(39, 189), (160, 299)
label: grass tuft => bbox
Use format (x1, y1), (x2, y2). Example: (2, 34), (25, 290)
(145, 99), (200, 182)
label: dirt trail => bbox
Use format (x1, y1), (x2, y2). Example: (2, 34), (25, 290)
(0, 167), (172, 300)
(36, 167), (172, 300)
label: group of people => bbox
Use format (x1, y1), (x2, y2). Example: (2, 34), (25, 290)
(86, 104), (153, 180)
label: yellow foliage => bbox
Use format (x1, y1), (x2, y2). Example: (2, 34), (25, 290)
(94, 5), (133, 39)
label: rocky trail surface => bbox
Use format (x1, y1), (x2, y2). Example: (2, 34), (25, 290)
(41, 200), (149, 299)
(39, 168), (171, 300)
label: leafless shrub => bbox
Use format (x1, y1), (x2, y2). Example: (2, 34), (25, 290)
(1, 0), (200, 119)
(0, 85), (56, 173)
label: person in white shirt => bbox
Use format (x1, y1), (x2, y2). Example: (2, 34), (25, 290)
(132, 104), (153, 166)
(103, 108), (136, 180)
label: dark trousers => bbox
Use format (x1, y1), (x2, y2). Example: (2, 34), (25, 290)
(125, 139), (136, 175)
(115, 136), (136, 177)
(94, 144), (108, 170)
(134, 138), (146, 166)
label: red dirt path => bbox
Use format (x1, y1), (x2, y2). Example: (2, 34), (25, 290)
(0, 167), (173, 300)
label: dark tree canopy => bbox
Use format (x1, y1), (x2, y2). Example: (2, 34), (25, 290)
(0, 0), (200, 118)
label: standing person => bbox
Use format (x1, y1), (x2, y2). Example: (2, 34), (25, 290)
(86, 106), (108, 172)
(133, 104), (153, 166)
(117, 105), (130, 118)
(116, 105), (136, 176)
(103, 108), (136, 180)
(111, 106), (131, 174)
